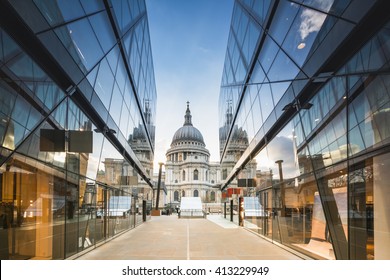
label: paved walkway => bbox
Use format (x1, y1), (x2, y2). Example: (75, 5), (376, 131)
(75, 215), (302, 260)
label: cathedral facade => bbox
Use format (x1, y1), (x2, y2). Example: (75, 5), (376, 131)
(164, 103), (222, 210)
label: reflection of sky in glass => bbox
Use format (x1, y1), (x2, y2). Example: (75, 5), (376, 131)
(269, 0), (334, 69)
(110, 84), (123, 125)
(267, 48), (300, 81)
(221, 0), (337, 164)
(258, 83), (274, 122)
(252, 0), (272, 24)
(58, 19), (103, 71)
(88, 13), (116, 53)
(243, 19), (261, 64)
(268, 1), (299, 47)
(94, 58), (114, 109)
(258, 36), (279, 73)
(255, 122), (300, 179)
(34, 0), (84, 26)
(35, 1), (115, 73)
(270, 82), (290, 107)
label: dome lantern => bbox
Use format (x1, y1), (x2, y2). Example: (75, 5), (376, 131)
(184, 101), (192, 126)
(171, 102), (205, 146)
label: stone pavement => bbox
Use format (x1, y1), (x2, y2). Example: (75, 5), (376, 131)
(75, 215), (302, 260)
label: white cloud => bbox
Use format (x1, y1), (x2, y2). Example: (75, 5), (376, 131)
(198, 46), (211, 53)
(299, 0), (334, 41)
(299, 9), (326, 40)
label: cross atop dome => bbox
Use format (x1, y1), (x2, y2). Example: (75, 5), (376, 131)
(184, 101), (192, 126)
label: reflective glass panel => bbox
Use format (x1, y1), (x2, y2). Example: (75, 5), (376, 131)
(55, 18), (104, 71)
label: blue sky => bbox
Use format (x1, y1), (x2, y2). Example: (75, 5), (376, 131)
(146, 0), (234, 170)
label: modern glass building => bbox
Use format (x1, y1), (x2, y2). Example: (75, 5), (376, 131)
(219, 0), (390, 259)
(0, 0), (157, 259)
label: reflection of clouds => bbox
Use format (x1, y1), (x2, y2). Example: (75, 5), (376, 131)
(257, 136), (300, 179)
(299, 0), (333, 41)
(86, 154), (100, 178)
(198, 46), (210, 53)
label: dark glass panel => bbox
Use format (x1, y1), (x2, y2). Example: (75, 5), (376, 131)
(129, 0), (141, 20)
(257, 83), (274, 122)
(236, 8), (249, 48)
(250, 61), (266, 84)
(7, 52), (34, 80)
(54, 18), (103, 71)
(252, 0), (272, 25)
(90, 94), (109, 125)
(349, 74), (390, 150)
(119, 103), (130, 139)
(268, 0), (299, 47)
(259, 36), (279, 73)
(94, 59), (114, 109)
(111, 0), (130, 33)
(80, 0), (105, 14)
(88, 12), (116, 54)
(271, 81), (290, 108)
(377, 25), (390, 61)
(267, 49), (300, 82)
(0, 29), (20, 63)
(0, 82), (16, 117)
(301, 0), (336, 14)
(252, 92), (263, 136)
(348, 125), (365, 157)
(85, 66), (99, 101)
(34, 0), (85, 26)
(35, 82), (65, 111)
(115, 61), (128, 95)
(109, 83), (124, 126)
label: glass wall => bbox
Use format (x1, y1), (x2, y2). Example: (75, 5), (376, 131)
(219, 0), (390, 260)
(232, 70), (390, 259)
(0, 0), (156, 260)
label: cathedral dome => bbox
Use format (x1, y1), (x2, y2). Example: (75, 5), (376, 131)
(172, 126), (204, 145)
(171, 102), (205, 146)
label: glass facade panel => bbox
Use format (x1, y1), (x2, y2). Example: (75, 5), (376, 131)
(258, 36), (278, 73)
(89, 12), (116, 54)
(94, 58), (115, 109)
(252, 0), (271, 25)
(267, 49), (300, 82)
(55, 18), (104, 72)
(258, 83), (274, 123)
(34, 0), (85, 27)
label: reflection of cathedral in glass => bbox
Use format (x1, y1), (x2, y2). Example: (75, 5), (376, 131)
(128, 99), (155, 178)
(219, 100), (251, 181)
(165, 103), (221, 210)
